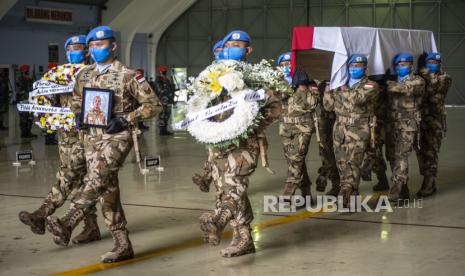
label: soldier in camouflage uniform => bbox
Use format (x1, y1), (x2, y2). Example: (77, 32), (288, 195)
(279, 66), (318, 199)
(45, 26), (162, 263)
(386, 52), (425, 201)
(323, 54), (379, 206)
(315, 81), (341, 196)
(415, 52), (451, 197)
(199, 30), (281, 258)
(19, 35), (101, 245)
(360, 78), (390, 191)
(16, 65), (36, 138)
(191, 39), (226, 192)
(155, 65), (175, 136)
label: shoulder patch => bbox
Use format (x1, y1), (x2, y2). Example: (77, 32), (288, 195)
(310, 85), (318, 91)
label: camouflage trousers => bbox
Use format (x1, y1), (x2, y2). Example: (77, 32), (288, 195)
(41, 131), (88, 215)
(416, 117), (444, 177)
(208, 146), (259, 227)
(71, 130), (133, 231)
(388, 126), (418, 187)
(361, 121), (387, 176)
(333, 120), (370, 191)
(281, 132), (312, 189)
(317, 115), (339, 182)
(158, 104), (171, 128)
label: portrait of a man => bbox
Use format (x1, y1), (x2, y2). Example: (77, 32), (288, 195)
(81, 88), (112, 127)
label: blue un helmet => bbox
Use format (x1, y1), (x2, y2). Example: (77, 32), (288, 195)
(393, 52), (413, 79)
(425, 52), (441, 73)
(64, 35), (86, 64)
(221, 30), (251, 61)
(86, 26), (116, 63)
(212, 40), (224, 61)
(277, 52), (292, 84)
(347, 54), (367, 80)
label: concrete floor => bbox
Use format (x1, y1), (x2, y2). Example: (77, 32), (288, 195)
(0, 107), (464, 276)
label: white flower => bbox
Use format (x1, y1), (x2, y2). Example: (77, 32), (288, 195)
(218, 71), (244, 92)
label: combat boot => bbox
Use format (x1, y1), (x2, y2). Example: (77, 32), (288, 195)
(192, 173), (211, 192)
(360, 167), (372, 181)
(101, 229), (134, 263)
(229, 227), (241, 247)
(282, 182), (298, 196)
(200, 208), (232, 246)
(71, 214), (101, 244)
(387, 181), (410, 202)
(416, 175), (437, 198)
(45, 207), (85, 246)
(372, 170), (390, 191)
(338, 184), (353, 208)
(220, 225), (255, 258)
(326, 178), (340, 196)
(315, 174), (328, 192)
(18, 204), (51, 235)
(300, 175), (312, 205)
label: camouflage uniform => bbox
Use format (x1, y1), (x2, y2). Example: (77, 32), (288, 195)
(323, 78), (379, 204)
(360, 84), (390, 190)
(46, 60), (162, 263)
(415, 68), (451, 196)
(19, 78), (101, 242)
(315, 83), (340, 195)
(279, 85), (318, 197)
(155, 75), (175, 134)
(16, 74), (34, 137)
(200, 90), (281, 258)
(386, 73), (425, 201)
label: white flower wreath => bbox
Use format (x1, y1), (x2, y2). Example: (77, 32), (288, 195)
(187, 89), (260, 144)
(182, 59), (288, 148)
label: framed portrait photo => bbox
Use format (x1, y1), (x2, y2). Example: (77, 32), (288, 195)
(81, 87), (113, 128)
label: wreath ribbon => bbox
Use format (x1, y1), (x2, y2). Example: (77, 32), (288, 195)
(30, 80), (74, 96)
(174, 89), (265, 130)
(17, 104), (72, 114)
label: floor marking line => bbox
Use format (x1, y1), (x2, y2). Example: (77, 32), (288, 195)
(260, 215), (465, 230)
(53, 209), (324, 275)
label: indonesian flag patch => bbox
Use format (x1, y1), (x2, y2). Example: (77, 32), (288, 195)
(311, 85), (318, 91)
(136, 75), (146, 84)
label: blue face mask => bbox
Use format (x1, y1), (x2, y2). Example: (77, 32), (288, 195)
(283, 65), (291, 76)
(348, 67), (365, 79)
(222, 47), (247, 61)
(90, 46), (112, 63)
(396, 65), (410, 78)
(214, 51), (224, 61)
(426, 63), (440, 73)
(66, 50), (86, 64)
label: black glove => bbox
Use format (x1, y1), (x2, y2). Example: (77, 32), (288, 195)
(105, 117), (129, 134)
(75, 113), (88, 130)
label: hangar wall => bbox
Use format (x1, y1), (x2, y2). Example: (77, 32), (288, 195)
(156, 0), (465, 105)
(0, 0), (99, 70)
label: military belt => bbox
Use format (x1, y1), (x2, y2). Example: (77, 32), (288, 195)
(336, 115), (369, 125)
(282, 115), (312, 124)
(390, 110), (419, 120)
